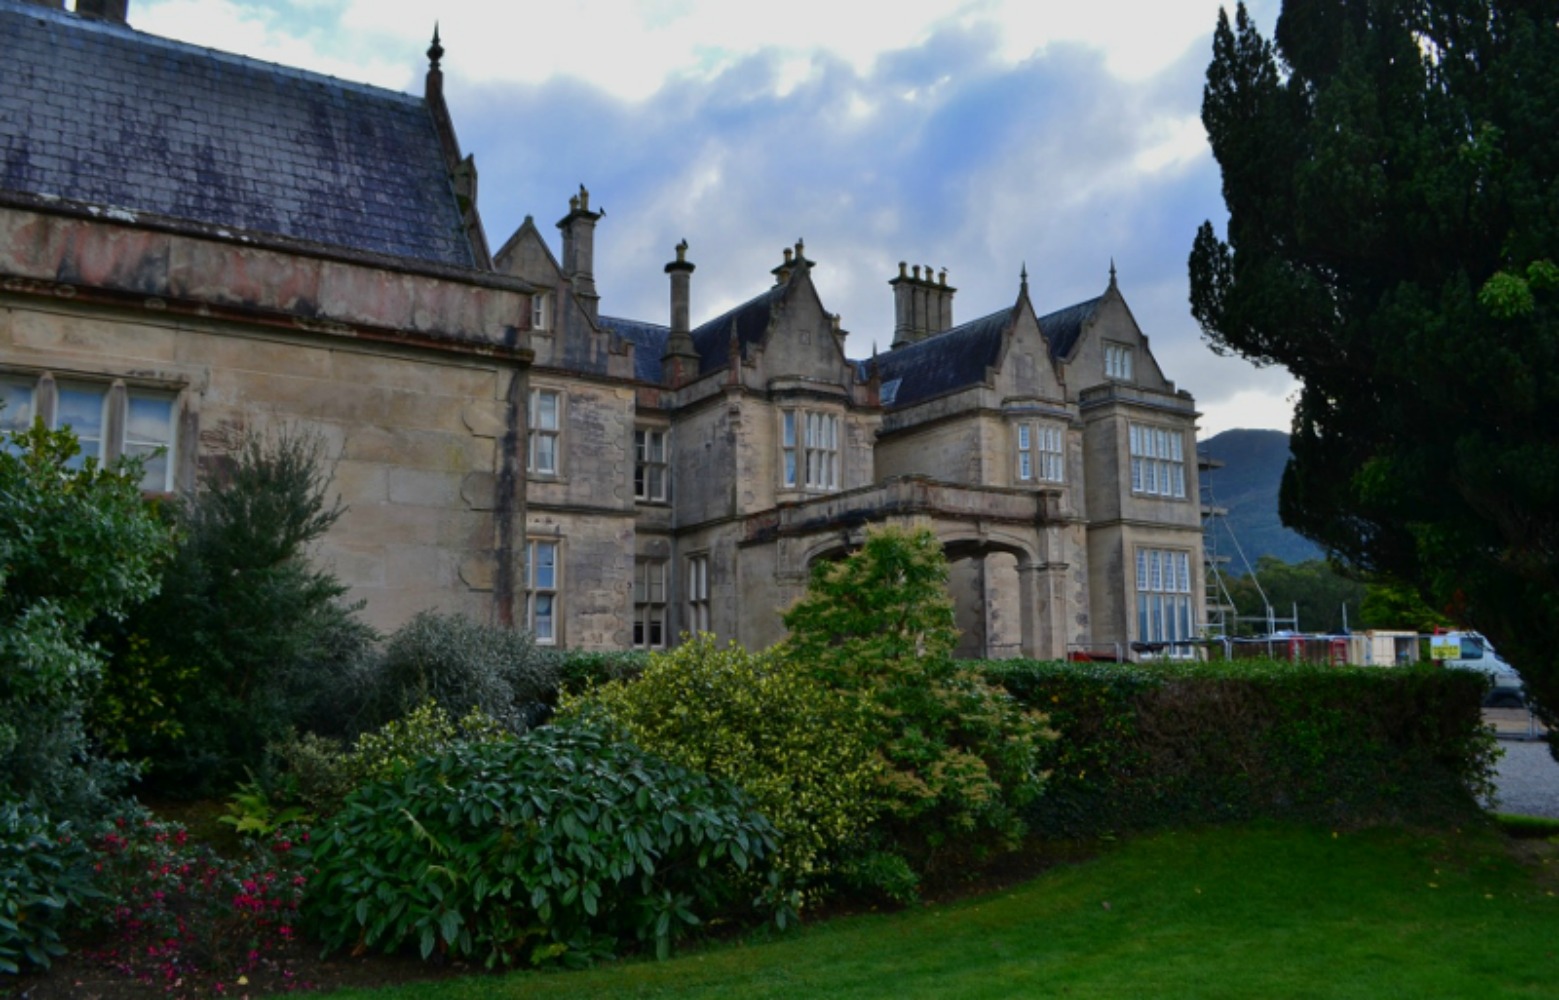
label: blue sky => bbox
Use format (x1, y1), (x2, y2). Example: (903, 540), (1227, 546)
(128, 0), (1297, 436)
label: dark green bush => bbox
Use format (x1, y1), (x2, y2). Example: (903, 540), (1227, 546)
(304, 721), (785, 967)
(363, 611), (556, 731)
(0, 803), (94, 973)
(984, 658), (1496, 837)
(119, 427), (376, 796)
(552, 648), (649, 696)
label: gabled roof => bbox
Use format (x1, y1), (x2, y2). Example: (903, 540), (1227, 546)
(872, 307), (1012, 408)
(0, 1), (477, 269)
(1037, 295), (1104, 363)
(599, 316), (668, 384)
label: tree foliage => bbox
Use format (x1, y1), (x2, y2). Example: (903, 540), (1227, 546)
(1190, 1), (1559, 751)
(0, 423), (171, 821)
(1220, 557), (1367, 635)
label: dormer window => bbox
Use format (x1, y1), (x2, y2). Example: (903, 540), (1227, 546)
(1105, 342), (1134, 381)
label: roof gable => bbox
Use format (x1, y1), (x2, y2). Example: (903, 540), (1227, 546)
(0, 1), (476, 269)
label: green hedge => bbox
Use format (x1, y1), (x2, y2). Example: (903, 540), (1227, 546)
(981, 659), (1496, 837)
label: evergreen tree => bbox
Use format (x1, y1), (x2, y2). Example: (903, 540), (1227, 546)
(1190, 1), (1559, 752)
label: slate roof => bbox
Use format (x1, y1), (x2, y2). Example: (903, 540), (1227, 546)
(0, 1), (476, 269)
(872, 307), (1014, 408)
(689, 284), (787, 374)
(1036, 295), (1103, 363)
(599, 316), (669, 384)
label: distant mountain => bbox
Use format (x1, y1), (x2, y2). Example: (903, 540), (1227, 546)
(1198, 429), (1324, 571)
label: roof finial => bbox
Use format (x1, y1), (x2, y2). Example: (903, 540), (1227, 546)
(1020, 262), (1029, 295)
(427, 23), (444, 71)
(1109, 257), (1117, 287)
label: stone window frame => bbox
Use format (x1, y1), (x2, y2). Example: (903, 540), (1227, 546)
(2, 369), (180, 493)
(686, 553), (710, 634)
(1128, 422), (1187, 499)
(525, 538), (560, 644)
(1135, 546), (1195, 656)
(780, 407), (839, 491)
(1015, 420), (1065, 484)
(634, 426), (669, 503)
(633, 557), (668, 649)
(1104, 341), (1134, 382)
(528, 387), (563, 477)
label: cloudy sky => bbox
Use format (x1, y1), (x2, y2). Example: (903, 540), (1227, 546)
(128, 0), (1298, 437)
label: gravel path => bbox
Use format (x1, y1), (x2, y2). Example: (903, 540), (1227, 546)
(1490, 737), (1559, 819)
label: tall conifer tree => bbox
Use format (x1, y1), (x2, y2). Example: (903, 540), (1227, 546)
(1190, 1), (1559, 752)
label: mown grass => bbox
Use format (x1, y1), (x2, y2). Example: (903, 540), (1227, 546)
(319, 823), (1559, 999)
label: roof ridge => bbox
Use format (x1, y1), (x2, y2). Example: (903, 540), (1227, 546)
(0, 0), (424, 108)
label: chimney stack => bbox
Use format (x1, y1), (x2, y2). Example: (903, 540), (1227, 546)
(556, 185), (602, 322)
(76, 0), (128, 22)
(890, 261), (955, 348)
(662, 240), (699, 386)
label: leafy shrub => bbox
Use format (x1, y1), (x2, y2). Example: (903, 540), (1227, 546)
(563, 634), (881, 894)
(987, 658), (1497, 836)
(269, 731), (356, 819)
(345, 700), (511, 787)
(780, 525), (1055, 882)
(80, 813), (309, 992)
(552, 648), (649, 696)
(304, 722), (785, 967)
(0, 803), (94, 973)
(1, 421), (170, 823)
(364, 611), (556, 730)
(120, 426), (376, 796)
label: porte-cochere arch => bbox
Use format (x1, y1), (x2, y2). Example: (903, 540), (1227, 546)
(740, 476), (1086, 659)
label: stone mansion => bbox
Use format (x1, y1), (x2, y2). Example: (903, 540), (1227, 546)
(0, 0), (1205, 659)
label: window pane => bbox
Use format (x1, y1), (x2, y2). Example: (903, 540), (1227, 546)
(537, 391), (558, 429)
(57, 385), (106, 464)
(0, 380), (35, 435)
(533, 543), (556, 588)
(534, 595), (554, 640)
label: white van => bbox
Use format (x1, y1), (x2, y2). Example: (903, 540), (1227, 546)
(1431, 631), (1525, 707)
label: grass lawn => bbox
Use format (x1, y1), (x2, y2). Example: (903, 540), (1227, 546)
(316, 822), (1558, 999)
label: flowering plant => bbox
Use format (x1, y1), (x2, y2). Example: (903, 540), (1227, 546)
(81, 813), (313, 994)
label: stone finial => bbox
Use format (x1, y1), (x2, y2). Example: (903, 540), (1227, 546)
(783, 247), (794, 264)
(675, 238), (689, 263)
(1021, 262), (1030, 295)
(898, 261), (908, 278)
(939, 268), (948, 287)
(1109, 258), (1118, 287)
(427, 24), (444, 71)
(578, 184), (590, 212)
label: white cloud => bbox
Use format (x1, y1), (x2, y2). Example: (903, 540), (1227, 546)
(126, 0), (1293, 432)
